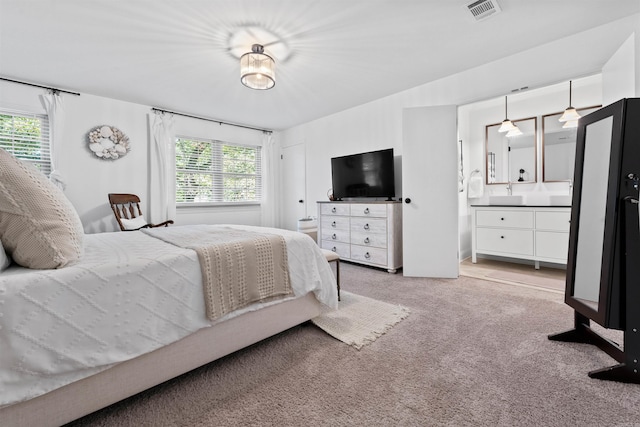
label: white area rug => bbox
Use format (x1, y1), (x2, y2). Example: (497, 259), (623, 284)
(311, 291), (410, 350)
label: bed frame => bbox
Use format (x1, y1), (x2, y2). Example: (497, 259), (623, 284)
(0, 292), (322, 427)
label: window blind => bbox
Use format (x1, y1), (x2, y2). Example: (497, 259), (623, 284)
(176, 137), (262, 204)
(0, 109), (51, 175)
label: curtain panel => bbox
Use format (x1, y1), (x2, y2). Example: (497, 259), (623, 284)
(149, 112), (176, 224)
(39, 91), (66, 190)
(260, 132), (280, 228)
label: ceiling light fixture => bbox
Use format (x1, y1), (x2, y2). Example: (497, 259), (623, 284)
(240, 44), (275, 90)
(498, 96), (518, 133)
(559, 80), (581, 125)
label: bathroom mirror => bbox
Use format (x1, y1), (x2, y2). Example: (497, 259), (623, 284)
(542, 106), (601, 182)
(485, 117), (537, 184)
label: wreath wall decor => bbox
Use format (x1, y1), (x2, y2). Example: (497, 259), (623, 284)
(87, 125), (130, 159)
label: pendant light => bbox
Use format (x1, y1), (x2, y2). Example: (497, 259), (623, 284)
(498, 96), (518, 133)
(559, 80), (581, 124)
(506, 126), (523, 137)
(240, 44), (275, 90)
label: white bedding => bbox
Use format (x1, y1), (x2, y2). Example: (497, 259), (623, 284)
(0, 225), (337, 408)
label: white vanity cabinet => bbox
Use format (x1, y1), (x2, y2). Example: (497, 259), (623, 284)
(318, 201), (402, 273)
(471, 206), (571, 268)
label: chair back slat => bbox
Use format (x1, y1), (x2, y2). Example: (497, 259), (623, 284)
(108, 193), (173, 231)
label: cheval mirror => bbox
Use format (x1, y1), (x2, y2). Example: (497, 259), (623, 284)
(549, 98), (640, 384)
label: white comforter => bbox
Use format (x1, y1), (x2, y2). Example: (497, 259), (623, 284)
(0, 225), (337, 407)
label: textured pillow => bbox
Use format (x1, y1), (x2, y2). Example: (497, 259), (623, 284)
(0, 148), (84, 269)
(120, 215), (148, 230)
(0, 240), (10, 271)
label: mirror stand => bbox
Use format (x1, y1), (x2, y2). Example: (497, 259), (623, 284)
(549, 189), (640, 384)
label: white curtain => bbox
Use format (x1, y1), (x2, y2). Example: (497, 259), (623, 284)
(260, 132), (280, 228)
(39, 91), (66, 190)
(149, 112), (176, 224)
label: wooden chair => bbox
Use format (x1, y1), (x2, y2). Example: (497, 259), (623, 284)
(108, 193), (174, 231)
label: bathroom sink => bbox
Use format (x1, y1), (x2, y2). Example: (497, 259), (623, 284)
(549, 195), (572, 206)
(488, 195), (525, 205)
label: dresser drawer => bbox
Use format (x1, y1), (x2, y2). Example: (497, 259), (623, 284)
(350, 217), (387, 234)
(535, 210), (571, 232)
(476, 228), (534, 256)
(321, 228), (350, 244)
(320, 203), (350, 216)
(320, 216), (350, 231)
(320, 241), (350, 259)
(350, 245), (387, 266)
(536, 231), (569, 261)
(351, 231), (387, 248)
(350, 204), (387, 218)
(476, 210), (534, 229)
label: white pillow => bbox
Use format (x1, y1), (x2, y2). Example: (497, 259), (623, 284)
(0, 240), (10, 271)
(0, 148), (84, 269)
(120, 215), (148, 230)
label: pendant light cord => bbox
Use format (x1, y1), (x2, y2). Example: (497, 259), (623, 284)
(568, 81), (573, 108)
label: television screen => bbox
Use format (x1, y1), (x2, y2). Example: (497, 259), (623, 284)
(331, 148), (395, 199)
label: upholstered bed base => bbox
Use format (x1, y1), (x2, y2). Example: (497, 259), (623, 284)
(0, 292), (322, 427)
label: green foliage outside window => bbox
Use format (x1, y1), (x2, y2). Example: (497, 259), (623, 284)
(0, 112), (51, 174)
(176, 137), (261, 203)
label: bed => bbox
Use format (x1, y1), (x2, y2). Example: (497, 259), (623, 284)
(0, 147), (336, 426)
(0, 224), (337, 426)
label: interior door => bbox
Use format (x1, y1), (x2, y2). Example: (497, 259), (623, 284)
(402, 105), (459, 278)
(281, 143), (307, 231)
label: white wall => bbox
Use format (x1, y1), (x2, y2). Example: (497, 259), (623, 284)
(279, 15), (639, 260)
(0, 81), (264, 233)
(602, 33), (636, 105)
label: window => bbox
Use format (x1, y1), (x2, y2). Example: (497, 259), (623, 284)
(176, 137), (262, 204)
(0, 110), (51, 175)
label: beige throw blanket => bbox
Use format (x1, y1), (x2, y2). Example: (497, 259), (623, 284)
(143, 226), (292, 321)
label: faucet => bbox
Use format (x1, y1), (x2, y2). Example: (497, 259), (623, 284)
(506, 181), (512, 195)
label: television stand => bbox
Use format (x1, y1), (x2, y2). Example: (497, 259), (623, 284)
(317, 200), (402, 273)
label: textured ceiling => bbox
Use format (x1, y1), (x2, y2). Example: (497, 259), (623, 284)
(0, 0), (638, 130)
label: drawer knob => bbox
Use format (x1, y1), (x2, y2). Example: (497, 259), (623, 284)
(364, 224), (370, 230)
(365, 252), (371, 259)
(364, 208), (370, 214)
(332, 247), (337, 252)
(501, 217), (504, 221)
(501, 236), (505, 239)
(331, 221), (336, 227)
(364, 237), (370, 244)
(331, 207), (336, 213)
(332, 234), (337, 240)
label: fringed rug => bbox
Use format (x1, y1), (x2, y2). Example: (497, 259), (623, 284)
(311, 291), (410, 350)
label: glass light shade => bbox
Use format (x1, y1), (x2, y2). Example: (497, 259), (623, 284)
(559, 107), (581, 122)
(506, 126), (523, 137)
(498, 119), (517, 133)
(240, 45), (275, 90)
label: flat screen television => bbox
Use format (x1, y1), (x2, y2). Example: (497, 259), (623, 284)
(331, 148), (395, 200)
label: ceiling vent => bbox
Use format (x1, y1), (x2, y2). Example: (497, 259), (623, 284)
(465, 0), (502, 22)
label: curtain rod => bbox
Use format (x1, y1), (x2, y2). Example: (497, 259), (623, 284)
(151, 107), (272, 134)
(0, 77), (81, 96)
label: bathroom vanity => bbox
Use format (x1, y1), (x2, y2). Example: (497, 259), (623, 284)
(471, 205), (571, 268)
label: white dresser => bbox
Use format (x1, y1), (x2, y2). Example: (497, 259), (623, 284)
(317, 201), (402, 273)
(471, 205), (571, 268)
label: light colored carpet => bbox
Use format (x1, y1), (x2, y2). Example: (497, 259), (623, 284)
(311, 291), (410, 349)
(67, 263), (639, 427)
